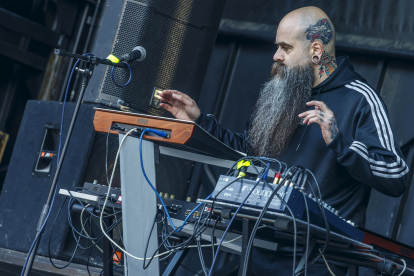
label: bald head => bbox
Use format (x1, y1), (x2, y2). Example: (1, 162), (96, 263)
(273, 7), (337, 86)
(280, 6), (335, 53)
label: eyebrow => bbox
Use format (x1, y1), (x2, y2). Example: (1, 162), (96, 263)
(274, 42), (293, 48)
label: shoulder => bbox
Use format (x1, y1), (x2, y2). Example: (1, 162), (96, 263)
(344, 80), (386, 111)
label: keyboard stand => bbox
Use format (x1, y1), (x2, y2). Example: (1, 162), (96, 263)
(118, 134), (249, 276)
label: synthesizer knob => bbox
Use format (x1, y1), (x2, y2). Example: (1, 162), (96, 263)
(347, 220), (352, 224)
(160, 192), (165, 197)
(351, 222), (355, 226)
(335, 210), (339, 216)
(170, 195), (175, 199)
(164, 193), (170, 198)
(323, 203), (328, 208)
(308, 194), (313, 199)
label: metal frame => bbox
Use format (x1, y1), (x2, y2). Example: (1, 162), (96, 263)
(118, 136), (251, 276)
(119, 136), (159, 276)
(0, 7), (63, 47)
(0, 247), (106, 276)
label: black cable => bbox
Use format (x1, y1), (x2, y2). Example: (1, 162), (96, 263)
(161, 203), (211, 252)
(209, 168), (271, 276)
(86, 211), (95, 276)
(48, 197), (88, 269)
(293, 173), (331, 276)
(99, 236), (124, 276)
(197, 237), (208, 276)
(151, 177), (240, 263)
(68, 189), (122, 219)
(195, 204), (209, 276)
(143, 210), (160, 269)
(86, 246), (92, 276)
(211, 217), (219, 261)
(106, 125), (113, 186)
(66, 198), (123, 251)
(141, 157), (283, 273)
(300, 173), (310, 276)
(157, 202), (212, 259)
(68, 196), (122, 244)
(241, 167), (298, 276)
(110, 204), (124, 270)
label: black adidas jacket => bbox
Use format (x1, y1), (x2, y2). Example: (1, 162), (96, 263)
(195, 56), (408, 227)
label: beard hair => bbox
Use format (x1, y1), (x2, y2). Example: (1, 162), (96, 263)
(248, 61), (315, 158)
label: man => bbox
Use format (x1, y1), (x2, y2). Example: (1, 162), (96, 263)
(160, 6), (408, 276)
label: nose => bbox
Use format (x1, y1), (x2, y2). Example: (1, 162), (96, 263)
(273, 48), (284, 62)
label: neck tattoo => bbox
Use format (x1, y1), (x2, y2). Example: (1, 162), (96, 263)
(318, 52), (337, 78)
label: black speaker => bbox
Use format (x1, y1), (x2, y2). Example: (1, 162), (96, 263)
(0, 100), (97, 259)
(0, 100), (200, 268)
(0, 0), (227, 269)
(83, 0), (226, 115)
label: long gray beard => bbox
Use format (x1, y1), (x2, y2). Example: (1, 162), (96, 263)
(248, 62), (314, 157)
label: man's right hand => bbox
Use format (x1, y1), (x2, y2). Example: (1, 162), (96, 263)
(160, 90), (201, 121)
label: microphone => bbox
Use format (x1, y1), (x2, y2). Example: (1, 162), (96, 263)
(119, 46), (147, 62)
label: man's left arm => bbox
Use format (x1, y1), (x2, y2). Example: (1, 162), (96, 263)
(300, 100), (408, 197)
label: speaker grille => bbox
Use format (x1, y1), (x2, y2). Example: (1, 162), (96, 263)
(100, 0), (225, 115)
(155, 154), (194, 201)
(83, 132), (122, 188)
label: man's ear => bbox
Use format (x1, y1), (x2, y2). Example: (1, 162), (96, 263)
(310, 41), (324, 64)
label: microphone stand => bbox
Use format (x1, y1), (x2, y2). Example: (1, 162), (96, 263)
(22, 50), (124, 276)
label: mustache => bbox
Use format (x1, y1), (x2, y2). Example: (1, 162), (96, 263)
(271, 61), (287, 78)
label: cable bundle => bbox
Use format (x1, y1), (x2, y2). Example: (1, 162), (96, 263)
(53, 126), (332, 276)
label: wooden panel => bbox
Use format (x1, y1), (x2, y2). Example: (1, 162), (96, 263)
(93, 109), (195, 145)
(361, 229), (414, 261)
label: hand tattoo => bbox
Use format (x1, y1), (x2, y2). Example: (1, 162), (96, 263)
(319, 118), (324, 123)
(319, 111), (325, 117)
(328, 117), (339, 140)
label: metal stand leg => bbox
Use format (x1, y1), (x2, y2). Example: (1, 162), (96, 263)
(103, 217), (113, 276)
(295, 238), (317, 274)
(238, 218), (254, 276)
(119, 136), (159, 276)
(348, 265), (359, 276)
(162, 247), (190, 276)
